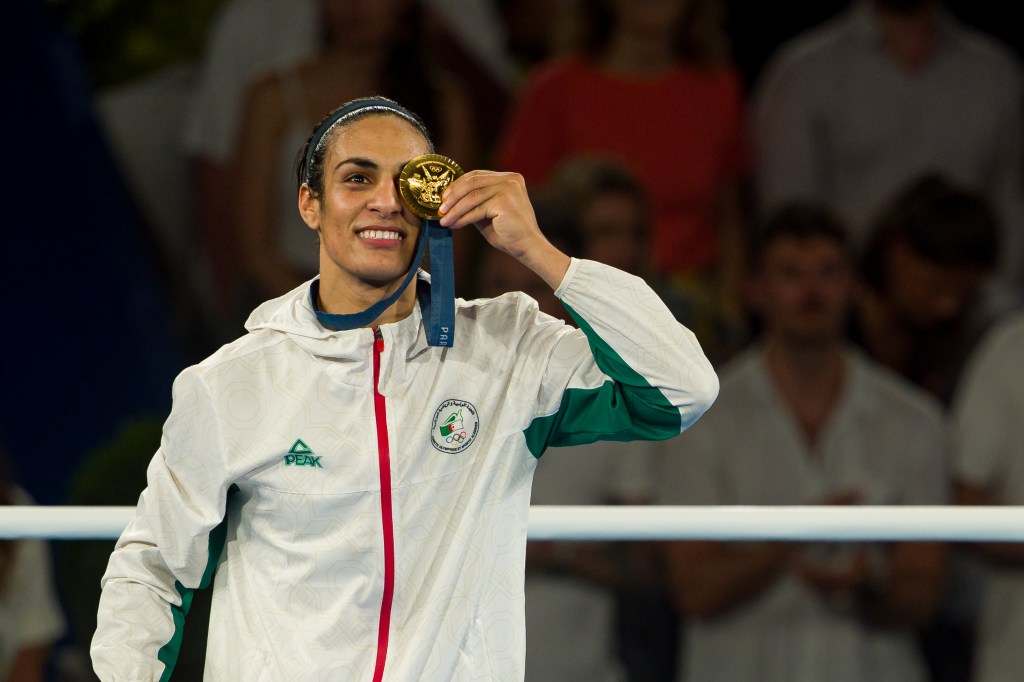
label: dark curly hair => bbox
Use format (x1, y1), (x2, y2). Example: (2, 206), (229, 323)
(861, 173), (999, 292)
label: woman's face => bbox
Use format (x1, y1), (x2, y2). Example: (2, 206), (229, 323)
(299, 114), (430, 292)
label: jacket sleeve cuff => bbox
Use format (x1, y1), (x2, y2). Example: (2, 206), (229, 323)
(553, 257), (581, 299)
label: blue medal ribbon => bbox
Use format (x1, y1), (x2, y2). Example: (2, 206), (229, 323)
(311, 218), (455, 347)
(423, 219), (455, 347)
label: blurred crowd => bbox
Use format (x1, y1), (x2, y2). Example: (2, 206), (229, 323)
(4, 0), (1024, 680)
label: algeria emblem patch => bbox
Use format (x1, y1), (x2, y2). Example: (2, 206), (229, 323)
(431, 399), (479, 453)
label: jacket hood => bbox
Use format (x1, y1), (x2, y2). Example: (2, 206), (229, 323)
(243, 275), (431, 360)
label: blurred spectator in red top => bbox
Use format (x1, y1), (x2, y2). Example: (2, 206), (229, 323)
(497, 0), (750, 355)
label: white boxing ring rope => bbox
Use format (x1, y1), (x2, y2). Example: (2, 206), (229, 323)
(2, 505), (1024, 541)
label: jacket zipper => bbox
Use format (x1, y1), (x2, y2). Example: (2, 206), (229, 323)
(372, 327), (395, 682)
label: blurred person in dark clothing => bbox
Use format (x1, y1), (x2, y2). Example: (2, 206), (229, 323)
(852, 173), (999, 406)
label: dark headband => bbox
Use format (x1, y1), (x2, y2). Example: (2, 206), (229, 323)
(301, 96), (431, 186)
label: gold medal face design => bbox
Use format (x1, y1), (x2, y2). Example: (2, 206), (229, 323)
(399, 154), (465, 220)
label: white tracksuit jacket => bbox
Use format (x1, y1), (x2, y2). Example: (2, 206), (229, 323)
(91, 258), (718, 681)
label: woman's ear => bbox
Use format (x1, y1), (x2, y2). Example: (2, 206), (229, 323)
(298, 183), (321, 230)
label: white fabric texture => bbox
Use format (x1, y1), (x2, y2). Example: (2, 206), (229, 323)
(91, 259), (718, 681)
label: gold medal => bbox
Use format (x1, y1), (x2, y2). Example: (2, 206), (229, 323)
(399, 154), (465, 220)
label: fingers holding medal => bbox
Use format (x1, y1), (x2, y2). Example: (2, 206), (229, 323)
(423, 165), (567, 287)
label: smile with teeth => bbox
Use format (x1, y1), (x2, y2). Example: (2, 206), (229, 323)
(358, 229), (403, 241)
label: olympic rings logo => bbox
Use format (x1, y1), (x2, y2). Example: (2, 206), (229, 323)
(445, 431), (468, 444)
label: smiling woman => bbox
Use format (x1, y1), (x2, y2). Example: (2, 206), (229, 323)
(296, 104), (432, 320)
(90, 95), (719, 682)
(229, 0), (479, 314)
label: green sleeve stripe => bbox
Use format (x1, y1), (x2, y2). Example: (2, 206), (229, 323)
(157, 483), (237, 681)
(523, 304), (681, 459)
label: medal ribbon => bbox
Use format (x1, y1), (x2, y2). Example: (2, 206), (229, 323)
(423, 219), (455, 347)
(312, 218), (455, 347)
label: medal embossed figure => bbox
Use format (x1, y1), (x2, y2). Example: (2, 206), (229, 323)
(399, 154), (465, 220)
(399, 154), (464, 347)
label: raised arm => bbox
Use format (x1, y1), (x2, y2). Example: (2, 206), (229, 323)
(439, 169), (718, 454)
(439, 169), (570, 288)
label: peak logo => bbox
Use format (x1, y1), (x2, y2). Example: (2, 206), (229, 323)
(284, 439), (323, 468)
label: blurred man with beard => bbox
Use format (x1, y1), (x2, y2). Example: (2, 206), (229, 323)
(657, 203), (948, 682)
